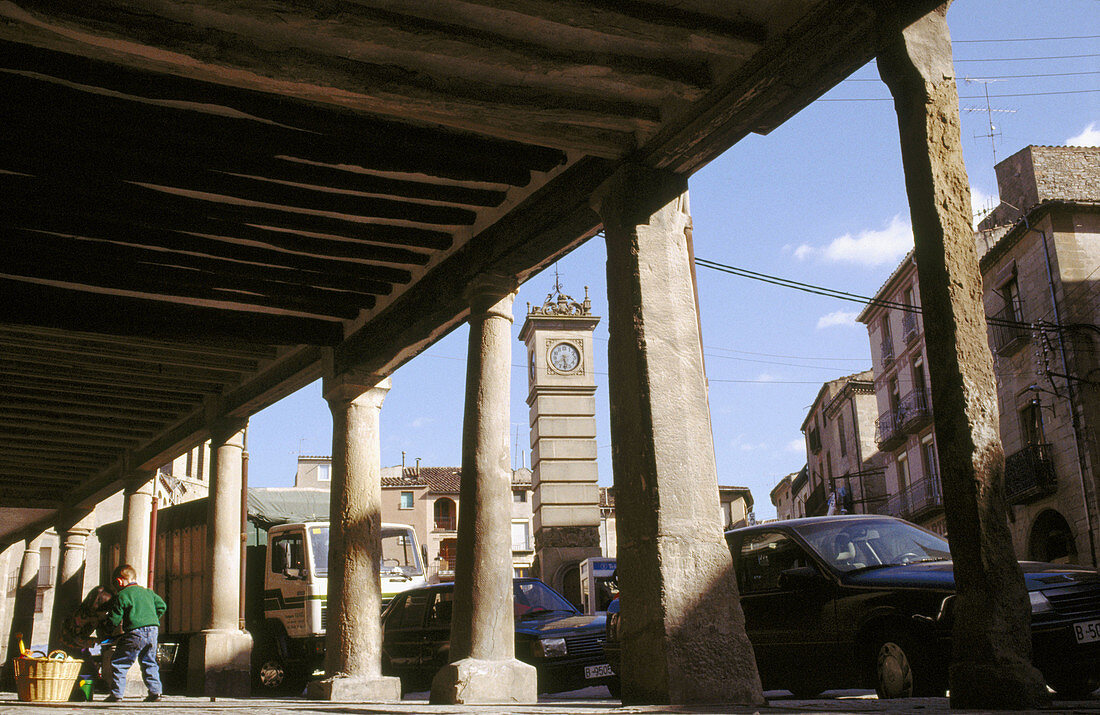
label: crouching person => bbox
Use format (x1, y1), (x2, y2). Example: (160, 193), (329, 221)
(104, 565), (166, 702)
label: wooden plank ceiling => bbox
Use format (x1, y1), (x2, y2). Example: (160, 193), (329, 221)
(0, 0), (940, 543)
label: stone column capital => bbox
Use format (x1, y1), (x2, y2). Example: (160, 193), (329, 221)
(323, 371), (391, 407)
(123, 472), (156, 496)
(590, 163), (688, 227)
(465, 274), (518, 319)
(876, 5), (955, 100)
(55, 507), (95, 534)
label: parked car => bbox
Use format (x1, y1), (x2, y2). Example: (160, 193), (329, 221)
(382, 577), (614, 694)
(604, 515), (1100, 699)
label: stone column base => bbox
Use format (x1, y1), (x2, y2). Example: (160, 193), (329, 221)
(305, 674), (401, 702)
(187, 629), (252, 697)
(429, 657), (537, 704)
(949, 661), (1048, 709)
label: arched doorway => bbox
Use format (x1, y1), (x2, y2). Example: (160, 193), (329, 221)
(561, 564), (581, 610)
(1029, 509), (1078, 564)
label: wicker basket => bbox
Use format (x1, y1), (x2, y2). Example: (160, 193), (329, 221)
(14, 651), (83, 702)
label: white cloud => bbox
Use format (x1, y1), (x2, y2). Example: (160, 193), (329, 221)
(410, 417), (434, 429)
(816, 310), (859, 330)
(793, 215), (913, 267)
(1067, 122), (1100, 147)
(822, 215), (913, 266)
(754, 372), (778, 382)
(786, 438), (806, 453)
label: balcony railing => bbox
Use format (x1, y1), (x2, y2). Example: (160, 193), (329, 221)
(1005, 443), (1057, 504)
(902, 312), (919, 343)
(870, 476), (943, 521)
(875, 408), (905, 450)
(880, 338), (895, 365)
(990, 305), (1029, 355)
(897, 389), (932, 432)
(434, 516), (456, 531)
(805, 483), (827, 517)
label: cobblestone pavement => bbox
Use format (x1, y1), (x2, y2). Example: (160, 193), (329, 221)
(2, 688), (1099, 714)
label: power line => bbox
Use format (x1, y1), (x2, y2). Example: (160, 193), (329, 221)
(955, 53), (1100, 62)
(821, 88), (1100, 102)
(845, 71), (1100, 81)
(953, 35), (1100, 43)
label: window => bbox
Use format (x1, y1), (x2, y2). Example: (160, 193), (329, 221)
(37, 546), (53, 588)
(400, 491), (414, 509)
(426, 591), (454, 627)
(897, 452), (910, 493)
(391, 591), (430, 629)
(736, 532), (812, 594)
(922, 437), (938, 482)
(271, 533), (305, 574)
(317, 464), (330, 482)
(513, 490), (526, 503)
(837, 414), (847, 457)
(1020, 401), (1046, 445)
(511, 521), (531, 551)
(1000, 277), (1023, 323)
(437, 539), (457, 576)
(433, 498), (456, 529)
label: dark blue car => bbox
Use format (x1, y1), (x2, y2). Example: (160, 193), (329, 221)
(605, 515), (1100, 699)
(382, 577), (613, 694)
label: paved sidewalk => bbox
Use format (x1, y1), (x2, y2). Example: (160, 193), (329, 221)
(2, 689), (1099, 715)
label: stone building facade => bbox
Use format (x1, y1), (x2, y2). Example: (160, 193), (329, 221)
(857, 254), (946, 534)
(798, 371), (883, 517)
(769, 473), (795, 521)
(975, 145), (1100, 565)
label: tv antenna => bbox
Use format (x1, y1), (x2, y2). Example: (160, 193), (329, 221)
(961, 77), (1017, 167)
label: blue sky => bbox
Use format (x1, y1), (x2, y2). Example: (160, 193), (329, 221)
(246, 0), (1099, 520)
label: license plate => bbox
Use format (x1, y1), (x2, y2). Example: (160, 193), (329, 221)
(585, 664), (613, 679)
(1074, 619), (1100, 644)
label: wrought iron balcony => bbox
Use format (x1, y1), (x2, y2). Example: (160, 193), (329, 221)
(805, 483), (827, 517)
(434, 516), (456, 531)
(990, 305), (1029, 355)
(1004, 443), (1056, 504)
(875, 408), (905, 450)
(902, 312), (920, 343)
(897, 389), (932, 433)
(869, 476), (943, 521)
(880, 338), (895, 365)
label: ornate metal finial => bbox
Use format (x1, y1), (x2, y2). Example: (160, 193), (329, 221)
(529, 266), (591, 317)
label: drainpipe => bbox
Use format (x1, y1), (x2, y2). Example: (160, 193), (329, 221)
(1036, 224), (1097, 566)
(240, 425), (249, 629)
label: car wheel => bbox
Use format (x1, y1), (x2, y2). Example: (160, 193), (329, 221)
(873, 631), (943, 699)
(256, 656), (288, 692)
(875, 638), (913, 698)
(607, 675), (621, 700)
(1048, 674), (1099, 698)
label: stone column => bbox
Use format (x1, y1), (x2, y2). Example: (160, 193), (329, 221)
(591, 165), (763, 705)
(122, 475), (154, 583)
(877, 7), (1047, 709)
(430, 275), (537, 705)
(188, 421), (252, 697)
(5, 536), (42, 661)
(307, 374), (400, 702)
(49, 512), (94, 649)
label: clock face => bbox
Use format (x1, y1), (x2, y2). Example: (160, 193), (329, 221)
(528, 350), (536, 381)
(549, 342), (581, 372)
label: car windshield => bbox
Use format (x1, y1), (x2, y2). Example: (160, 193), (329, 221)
(381, 526), (424, 578)
(513, 579), (578, 619)
(792, 518), (952, 574)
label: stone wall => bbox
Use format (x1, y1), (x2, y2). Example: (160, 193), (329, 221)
(983, 146), (1100, 229)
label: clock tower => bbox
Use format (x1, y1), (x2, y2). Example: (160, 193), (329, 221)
(518, 282), (601, 605)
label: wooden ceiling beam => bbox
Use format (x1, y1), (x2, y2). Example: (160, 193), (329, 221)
(0, 402), (176, 424)
(0, 23), (640, 156)
(0, 350), (246, 387)
(0, 324), (279, 361)
(0, 451), (110, 468)
(0, 414), (157, 438)
(0, 429), (139, 449)
(2, 226), (377, 320)
(0, 332), (262, 372)
(0, 40), (569, 175)
(0, 279), (344, 346)
(0, 360), (228, 395)
(3, 218), (403, 298)
(357, 0), (764, 60)
(2, 378), (207, 409)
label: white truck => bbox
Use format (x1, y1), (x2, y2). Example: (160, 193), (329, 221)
(100, 488), (426, 693)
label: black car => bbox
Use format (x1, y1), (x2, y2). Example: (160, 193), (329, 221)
(605, 515), (1100, 698)
(382, 577), (614, 694)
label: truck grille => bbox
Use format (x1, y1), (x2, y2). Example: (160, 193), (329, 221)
(564, 631), (604, 657)
(1046, 582), (1100, 619)
(320, 606), (327, 630)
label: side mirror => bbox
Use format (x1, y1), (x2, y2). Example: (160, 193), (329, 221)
(283, 567), (301, 579)
(778, 566), (824, 590)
